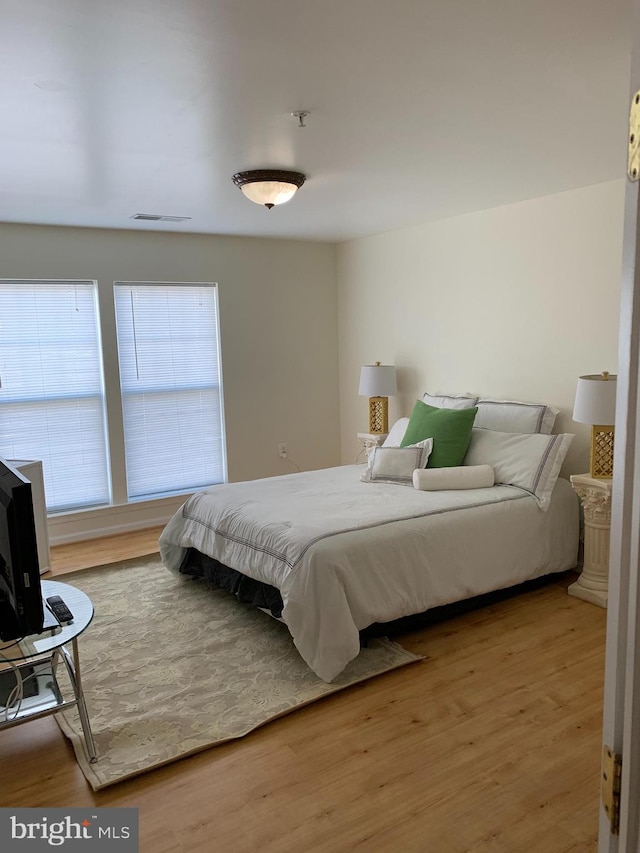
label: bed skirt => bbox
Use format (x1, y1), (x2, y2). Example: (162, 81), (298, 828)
(178, 547), (567, 642)
(180, 549), (284, 618)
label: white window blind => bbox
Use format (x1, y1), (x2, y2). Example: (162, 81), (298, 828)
(114, 282), (225, 500)
(0, 280), (110, 512)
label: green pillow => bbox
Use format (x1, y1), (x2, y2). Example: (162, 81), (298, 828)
(400, 401), (478, 468)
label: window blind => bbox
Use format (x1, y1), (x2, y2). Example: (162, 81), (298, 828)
(0, 280), (110, 512)
(114, 282), (225, 500)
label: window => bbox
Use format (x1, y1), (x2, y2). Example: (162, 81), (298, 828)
(114, 282), (225, 500)
(0, 280), (110, 512)
(0, 279), (225, 514)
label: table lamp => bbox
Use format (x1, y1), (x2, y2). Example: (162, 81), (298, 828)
(358, 362), (397, 434)
(572, 371), (617, 478)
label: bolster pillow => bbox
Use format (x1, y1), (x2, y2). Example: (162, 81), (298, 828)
(412, 464), (495, 491)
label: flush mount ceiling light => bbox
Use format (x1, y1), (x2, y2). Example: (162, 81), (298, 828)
(232, 169), (306, 209)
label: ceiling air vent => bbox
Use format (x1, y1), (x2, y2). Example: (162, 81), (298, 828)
(131, 213), (192, 222)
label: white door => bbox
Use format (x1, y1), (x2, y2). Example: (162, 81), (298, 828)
(600, 7), (640, 847)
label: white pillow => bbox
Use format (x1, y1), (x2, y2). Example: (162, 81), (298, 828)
(382, 417), (410, 447)
(361, 439), (433, 484)
(422, 392), (479, 410)
(463, 428), (573, 509)
(413, 465), (495, 491)
(474, 399), (559, 434)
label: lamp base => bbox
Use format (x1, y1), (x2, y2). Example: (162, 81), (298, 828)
(368, 397), (389, 434)
(590, 425), (614, 479)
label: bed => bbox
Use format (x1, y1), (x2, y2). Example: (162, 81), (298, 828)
(159, 414), (579, 681)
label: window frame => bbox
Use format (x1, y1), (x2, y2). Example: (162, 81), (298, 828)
(113, 280), (227, 502)
(0, 278), (112, 513)
(0, 277), (227, 517)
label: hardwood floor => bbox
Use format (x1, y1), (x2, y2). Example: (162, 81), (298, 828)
(48, 526), (165, 574)
(1, 531), (605, 852)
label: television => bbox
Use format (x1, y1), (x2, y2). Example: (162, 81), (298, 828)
(0, 457), (43, 641)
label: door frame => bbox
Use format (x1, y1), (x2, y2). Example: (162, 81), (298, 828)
(600, 5), (640, 845)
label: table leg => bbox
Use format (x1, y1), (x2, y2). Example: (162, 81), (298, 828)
(60, 640), (98, 763)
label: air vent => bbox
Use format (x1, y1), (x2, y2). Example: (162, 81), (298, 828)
(131, 214), (192, 222)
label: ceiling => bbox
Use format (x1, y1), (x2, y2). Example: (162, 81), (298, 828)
(0, 0), (632, 242)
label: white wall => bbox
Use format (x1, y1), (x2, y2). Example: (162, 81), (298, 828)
(1, 179), (625, 542)
(337, 180), (625, 473)
(0, 223), (339, 542)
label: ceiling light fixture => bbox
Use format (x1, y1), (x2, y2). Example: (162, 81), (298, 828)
(232, 169), (306, 210)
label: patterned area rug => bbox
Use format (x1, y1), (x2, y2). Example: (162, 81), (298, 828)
(55, 557), (421, 790)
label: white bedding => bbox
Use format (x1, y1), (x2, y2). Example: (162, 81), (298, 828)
(159, 465), (579, 682)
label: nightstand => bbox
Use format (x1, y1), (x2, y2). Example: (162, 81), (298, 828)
(356, 432), (387, 463)
(357, 432), (387, 450)
(568, 473), (613, 608)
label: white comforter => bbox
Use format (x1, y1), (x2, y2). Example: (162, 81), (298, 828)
(159, 465), (578, 681)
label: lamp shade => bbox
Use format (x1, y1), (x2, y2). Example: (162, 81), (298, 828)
(573, 372), (617, 425)
(358, 364), (397, 398)
(240, 180), (298, 207)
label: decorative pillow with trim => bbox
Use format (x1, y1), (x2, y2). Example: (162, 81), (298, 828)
(463, 428), (574, 509)
(400, 401), (478, 468)
(361, 438), (433, 484)
(422, 392), (479, 410)
(474, 398), (559, 434)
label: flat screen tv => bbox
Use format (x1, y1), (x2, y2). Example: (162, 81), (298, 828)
(0, 457), (43, 641)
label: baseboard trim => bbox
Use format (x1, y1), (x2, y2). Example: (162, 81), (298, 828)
(47, 495), (188, 545)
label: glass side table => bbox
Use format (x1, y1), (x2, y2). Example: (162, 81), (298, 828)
(0, 579), (97, 762)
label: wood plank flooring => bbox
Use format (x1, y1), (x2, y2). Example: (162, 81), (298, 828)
(49, 526), (165, 574)
(1, 530), (605, 852)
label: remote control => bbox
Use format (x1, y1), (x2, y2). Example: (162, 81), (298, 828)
(46, 595), (74, 625)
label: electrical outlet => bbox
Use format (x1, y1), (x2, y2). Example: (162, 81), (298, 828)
(278, 443), (288, 458)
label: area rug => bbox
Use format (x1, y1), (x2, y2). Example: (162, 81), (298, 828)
(54, 556), (421, 790)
